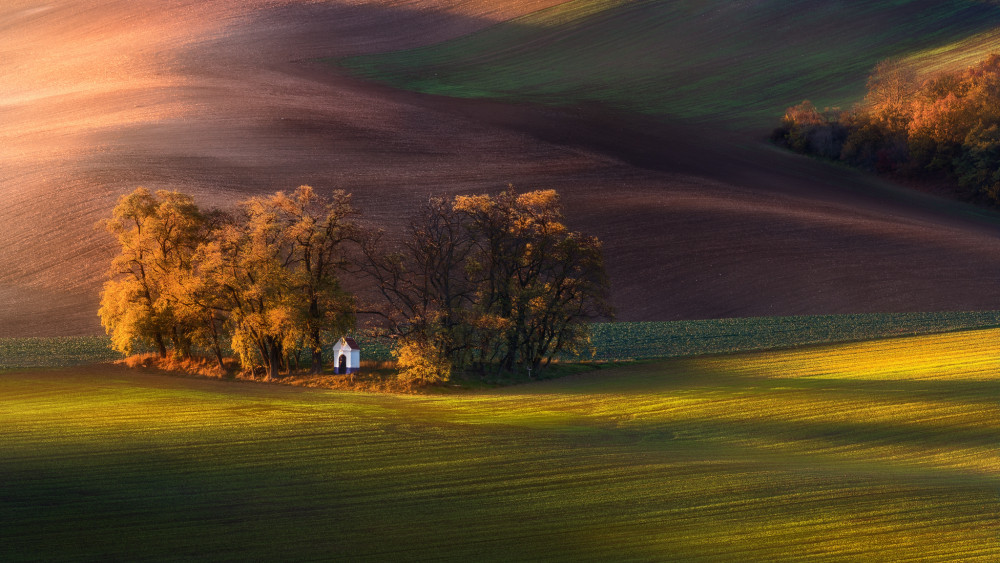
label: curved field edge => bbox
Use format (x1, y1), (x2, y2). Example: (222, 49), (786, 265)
(3, 329), (1000, 560)
(337, 0), (1000, 127)
(4, 311), (1000, 368)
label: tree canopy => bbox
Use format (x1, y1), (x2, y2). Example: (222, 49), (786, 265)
(361, 186), (612, 382)
(773, 53), (1000, 205)
(102, 185), (610, 384)
(99, 188), (206, 358)
(100, 186), (357, 380)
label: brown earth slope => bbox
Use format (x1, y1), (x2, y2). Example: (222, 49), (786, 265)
(3, 0), (1000, 337)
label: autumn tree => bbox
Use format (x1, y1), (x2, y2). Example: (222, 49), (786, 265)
(392, 335), (454, 384)
(360, 196), (476, 380)
(169, 209), (234, 370)
(363, 187), (612, 380)
(206, 198), (293, 379)
(99, 188), (206, 358)
(456, 187), (612, 375)
(269, 186), (357, 374)
(206, 186), (356, 380)
(100, 186), (359, 378)
(864, 58), (918, 134)
(771, 101), (846, 159)
(776, 53), (1000, 204)
(955, 122), (1000, 201)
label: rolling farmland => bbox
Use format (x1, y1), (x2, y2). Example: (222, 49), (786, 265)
(341, 0), (1000, 127)
(4, 328), (1000, 560)
(8, 3), (1000, 559)
(10, 1), (1000, 333)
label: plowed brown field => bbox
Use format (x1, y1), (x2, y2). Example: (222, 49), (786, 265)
(4, 0), (1000, 337)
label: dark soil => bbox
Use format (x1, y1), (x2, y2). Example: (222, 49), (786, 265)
(5, 1), (1000, 337)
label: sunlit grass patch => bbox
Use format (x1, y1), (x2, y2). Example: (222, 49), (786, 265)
(903, 27), (1000, 78)
(702, 327), (1000, 381)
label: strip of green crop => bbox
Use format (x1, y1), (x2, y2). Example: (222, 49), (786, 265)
(0, 336), (123, 368)
(577, 311), (1000, 361)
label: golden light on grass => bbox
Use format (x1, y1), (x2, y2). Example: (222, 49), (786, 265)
(703, 328), (1000, 381)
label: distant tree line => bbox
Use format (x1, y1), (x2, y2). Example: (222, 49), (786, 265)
(100, 186), (611, 383)
(773, 54), (1000, 205)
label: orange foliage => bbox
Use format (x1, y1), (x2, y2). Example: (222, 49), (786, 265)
(121, 353), (236, 379)
(783, 100), (826, 128)
(908, 93), (974, 145)
(778, 52), (1000, 203)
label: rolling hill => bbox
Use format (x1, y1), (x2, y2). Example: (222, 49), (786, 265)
(7, 0), (1000, 336)
(341, 0), (1000, 127)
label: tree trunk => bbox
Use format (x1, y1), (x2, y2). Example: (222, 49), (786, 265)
(502, 328), (519, 374)
(267, 350), (279, 380)
(277, 341), (288, 373)
(208, 313), (226, 372)
(154, 332), (167, 358)
(214, 347), (226, 373)
(310, 328), (323, 374)
(254, 338), (269, 379)
(172, 325), (192, 359)
(266, 338), (280, 381)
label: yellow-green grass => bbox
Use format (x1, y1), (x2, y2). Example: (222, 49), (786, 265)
(824, 20), (1000, 101)
(902, 26), (1000, 78)
(339, 0), (1000, 129)
(4, 329), (1000, 560)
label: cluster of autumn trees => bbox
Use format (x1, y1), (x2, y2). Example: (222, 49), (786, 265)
(100, 185), (611, 383)
(99, 186), (356, 380)
(773, 54), (1000, 204)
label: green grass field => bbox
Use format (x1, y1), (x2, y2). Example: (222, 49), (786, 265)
(3, 328), (1000, 560)
(339, 0), (1000, 128)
